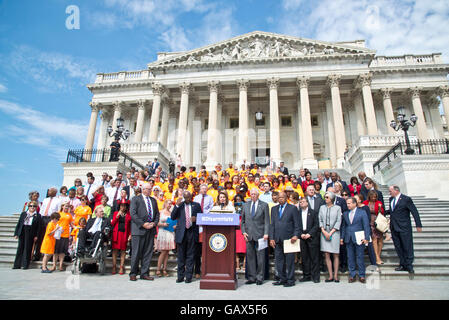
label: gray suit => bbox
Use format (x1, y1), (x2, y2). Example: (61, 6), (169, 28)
(241, 200), (270, 282)
(129, 194), (160, 278)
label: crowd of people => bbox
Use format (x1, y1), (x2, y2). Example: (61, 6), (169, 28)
(13, 159), (423, 286)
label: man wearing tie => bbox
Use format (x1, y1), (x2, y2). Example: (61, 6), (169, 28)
(193, 184), (214, 278)
(106, 180), (122, 207)
(171, 191), (202, 283)
(84, 176), (97, 211)
(298, 197), (320, 283)
(269, 191), (300, 287)
(388, 185), (422, 275)
(306, 185), (325, 214)
(129, 183), (160, 281)
(341, 197), (371, 283)
(241, 188), (270, 285)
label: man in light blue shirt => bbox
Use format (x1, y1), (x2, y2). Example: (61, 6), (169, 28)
(259, 182), (273, 204)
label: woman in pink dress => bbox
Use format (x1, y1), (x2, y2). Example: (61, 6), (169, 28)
(155, 200), (176, 277)
(234, 194), (246, 270)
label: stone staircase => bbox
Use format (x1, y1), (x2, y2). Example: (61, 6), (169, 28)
(2, 182), (449, 280)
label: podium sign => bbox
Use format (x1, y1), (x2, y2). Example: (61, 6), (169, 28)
(197, 213), (239, 290)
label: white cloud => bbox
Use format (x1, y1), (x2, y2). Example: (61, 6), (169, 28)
(279, 0), (449, 61)
(0, 84), (7, 93)
(3, 45), (97, 93)
(0, 99), (88, 159)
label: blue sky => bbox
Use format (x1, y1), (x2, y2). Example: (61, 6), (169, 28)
(1, 0), (449, 214)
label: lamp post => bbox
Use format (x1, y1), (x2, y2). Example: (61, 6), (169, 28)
(390, 106), (417, 155)
(107, 117), (131, 161)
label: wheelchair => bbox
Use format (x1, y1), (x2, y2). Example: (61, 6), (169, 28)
(71, 227), (110, 275)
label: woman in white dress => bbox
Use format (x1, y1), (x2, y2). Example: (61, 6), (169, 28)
(211, 191), (235, 213)
(156, 200), (176, 277)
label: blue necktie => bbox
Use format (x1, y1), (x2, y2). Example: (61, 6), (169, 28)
(251, 202), (256, 217)
(146, 196), (153, 221)
(392, 198), (397, 211)
(279, 204), (284, 219)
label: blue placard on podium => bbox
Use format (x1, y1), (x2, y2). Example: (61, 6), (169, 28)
(196, 213), (240, 226)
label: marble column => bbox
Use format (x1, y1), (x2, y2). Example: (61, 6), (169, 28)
(176, 82), (191, 164)
(159, 98), (170, 148)
(110, 101), (123, 144)
(267, 77), (282, 165)
(323, 91), (337, 168)
(134, 99), (147, 143)
(97, 106), (109, 150)
(149, 83), (164, 142)
(352, 90), (367, 136)
(297, 76), (317, 169)
(409, 87), (428, 140)
(186, 100), (196, 166)
(237, 79), (249, 166)
(217, 94), (223, 165)
(438, 85), (449, 127)
(380, 88), (396, 135)
(327, 74), (346, 168)
(84, 102), (99, 151)
(204, 80), (220, 170)
(296, 94), (304, 166)
(357, 73), (378, 136)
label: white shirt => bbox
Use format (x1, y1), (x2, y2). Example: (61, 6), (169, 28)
(301, 209), (308, 230)
(88, 217), (102, 234)
(392, 193), (401, 210)
(67, 197), (81, 211)
(84, 183), (98, 201)
(24, 211), (35, 226)
(106, 186), (122, 206)
(40, 197), (61, 217)
(250, 200), (259, 214)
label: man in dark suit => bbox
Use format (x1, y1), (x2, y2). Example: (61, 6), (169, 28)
(279, 161), (289, 176)
(341, 197), (371, 283)
(13, 202), (41, 269)
(77, 206), (111, 256)
(241, 188), (270, 285)
(358, 171), (369, 200)
(298, 197), (320, 283)
(387, 185), (422, 275)
(129, 183), (160, 281)
(305, 185), (325, 214)
(326, 172), (350, 195)
(363, 178), (384, 207)
(123, 177), (137, 200)
(269, 191), (300, 287)
(171, 191), (201, 283)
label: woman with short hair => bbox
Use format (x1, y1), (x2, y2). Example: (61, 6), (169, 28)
(22, 191), (41, 214)
(319, 191), (342, 282)
(111, 200), (132, 275)
(212, 191), (235, 212)
(348, 177), (361, 197)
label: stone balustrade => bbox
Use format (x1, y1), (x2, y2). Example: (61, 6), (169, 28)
(121, 142), (173, 162)
(370, 53), (443, 67)
(95, 70), (152, 83)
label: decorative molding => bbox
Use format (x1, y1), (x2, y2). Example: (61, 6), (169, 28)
(296, 76), (310, 89)
(437, 85), (449, 99)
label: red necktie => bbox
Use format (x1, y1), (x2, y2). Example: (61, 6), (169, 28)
(185, 205), (191, 229)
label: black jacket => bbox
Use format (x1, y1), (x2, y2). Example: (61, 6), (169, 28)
(171, 202), (202, 244)
(14, 211), (41, 238)
(269, 203), (300, 243)
(387, 194), (422, 232)
(298, 207), (320, 246)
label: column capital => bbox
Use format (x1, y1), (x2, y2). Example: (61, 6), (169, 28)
(151, 82), (165, 96)
(89, 101), (100, 112)
(112, 101), (124, 112)
(237, 79), (250, 92)
(326, 74), (341, 88)
(266, 77), (280, 90)
(137, 99), (148, 110)
(208, 80), (221, 93)
(408, 86), (423, 99)
(355, 72), (373, 88)
(380, 88), (393, 100)
(437, 85), (449, 98)
(296, 76), (310, 89)
(179, 82), (192, 95)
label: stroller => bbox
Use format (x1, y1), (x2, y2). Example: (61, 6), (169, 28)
(71, 226), (110, 275)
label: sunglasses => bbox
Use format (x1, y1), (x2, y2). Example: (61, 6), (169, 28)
(342, 194), (349, 196)
(28, 205), (37, 208)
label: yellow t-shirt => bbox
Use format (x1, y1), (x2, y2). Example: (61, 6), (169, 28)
(58, 211), (73, 238)
(74, 205), (92, 226)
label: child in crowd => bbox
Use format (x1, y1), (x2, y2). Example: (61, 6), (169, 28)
(70, 217), (87, 256)
(40, 212), (61, 273)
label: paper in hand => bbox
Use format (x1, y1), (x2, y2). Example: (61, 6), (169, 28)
(355, 231), (365, 245)
(283, 239), (300, 253)
(257, 238), (268, 251)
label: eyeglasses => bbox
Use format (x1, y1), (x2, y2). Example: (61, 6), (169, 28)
(28, 205), (37, 208)
(342, 194), (349, 196)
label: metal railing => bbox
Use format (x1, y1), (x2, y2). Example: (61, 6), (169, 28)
(66, 149), (145, 171)
(373, 139), (449, 174)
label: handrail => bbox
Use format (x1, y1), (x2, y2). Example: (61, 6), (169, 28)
(66, 149), (145, 171)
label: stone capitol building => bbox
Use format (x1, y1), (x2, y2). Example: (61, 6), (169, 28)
(63, 31), (449, 200)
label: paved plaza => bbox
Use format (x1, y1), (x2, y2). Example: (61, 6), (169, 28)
(1, 267), (448, 300)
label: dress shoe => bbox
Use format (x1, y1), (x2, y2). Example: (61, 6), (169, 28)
(140, 275), (154, 280)
(325, 279), (334, 283)
(395, 266), (407, 272)
(185, 279), (192, 283)
(348, 277), (355, 283)
(195, 274), (201, 279)
(283, 283), (295, 287)
(176, 278), (184, 283)
(272, 281), (286, 286)
(299, 277), (311, 282)
(256, 280), (263, 285)
(245, 280), (256, 285)
(129, 276), (137, 281)
(359, 277), (366, 283)
(334, 279), (340, 283)
(313, 279), (320, 283)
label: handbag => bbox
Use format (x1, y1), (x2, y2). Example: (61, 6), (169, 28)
(374, 212), (389, 233)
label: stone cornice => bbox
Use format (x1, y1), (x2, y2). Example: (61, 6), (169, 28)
(370, 64), (449, 74)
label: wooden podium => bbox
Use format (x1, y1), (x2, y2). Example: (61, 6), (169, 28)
(197, 213), (240, 290)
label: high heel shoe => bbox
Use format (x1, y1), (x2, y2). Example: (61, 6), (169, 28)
(162, 269), (168, 277)
(119, 265), (125, 275)
(156, 269), (162, 277)
(112, 265), (117, 275)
